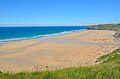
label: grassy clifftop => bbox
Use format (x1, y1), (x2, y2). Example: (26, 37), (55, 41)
(0, 49), (120, 79)
(87, 24), (120, 31)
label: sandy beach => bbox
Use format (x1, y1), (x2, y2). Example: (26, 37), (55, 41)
(0, 30), (119, 72)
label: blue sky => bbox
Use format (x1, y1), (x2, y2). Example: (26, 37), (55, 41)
(0, 0), (120, 26)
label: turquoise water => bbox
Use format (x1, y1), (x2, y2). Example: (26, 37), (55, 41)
(0, 26), (87, 43)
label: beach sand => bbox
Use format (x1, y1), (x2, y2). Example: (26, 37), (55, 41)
(0, 30), (119, 72)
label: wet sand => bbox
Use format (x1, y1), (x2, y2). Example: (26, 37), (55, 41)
(0, 30), (119, 72)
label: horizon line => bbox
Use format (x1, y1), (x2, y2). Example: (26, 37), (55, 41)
(0, 23), (119, 27)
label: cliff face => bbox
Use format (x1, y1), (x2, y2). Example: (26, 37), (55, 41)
(114, 31), (120, 38)
(87, 24), (120, 38)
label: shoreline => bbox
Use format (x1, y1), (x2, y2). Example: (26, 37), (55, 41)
(0, 30), (119, 72)
(0, 29), (86, 44)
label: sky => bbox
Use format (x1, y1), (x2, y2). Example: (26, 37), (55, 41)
(0, 0), (120, 26)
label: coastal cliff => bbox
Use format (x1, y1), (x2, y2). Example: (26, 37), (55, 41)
(87, 24), (120, 38)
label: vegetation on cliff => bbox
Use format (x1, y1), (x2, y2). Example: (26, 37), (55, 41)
(87, 24), (120, 31)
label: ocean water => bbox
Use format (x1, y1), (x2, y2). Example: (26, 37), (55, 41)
(0, 26), (87, 43)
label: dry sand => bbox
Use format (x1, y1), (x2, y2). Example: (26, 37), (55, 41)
(0, 30), (119, 72)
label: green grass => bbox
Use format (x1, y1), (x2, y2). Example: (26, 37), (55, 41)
(96, 49), (120, 64)
(0, 49), (120, 79)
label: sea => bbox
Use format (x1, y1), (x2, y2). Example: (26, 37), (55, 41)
(0, 26), (87, 43)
